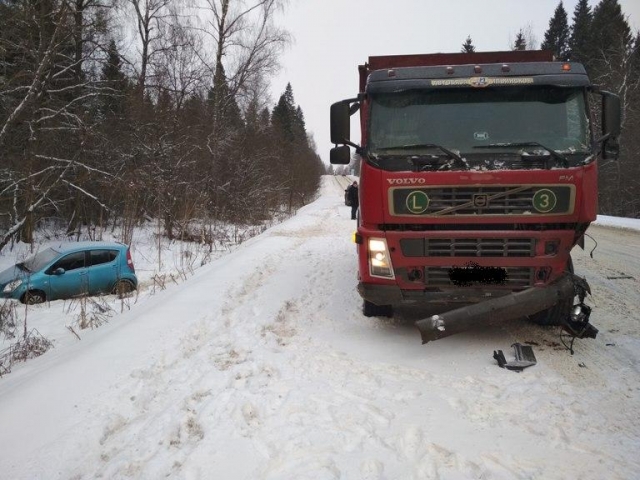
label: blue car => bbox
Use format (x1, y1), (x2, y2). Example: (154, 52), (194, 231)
(0, 241), (138, 304)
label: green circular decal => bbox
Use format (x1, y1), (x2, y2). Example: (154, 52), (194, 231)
(532, 188), (557, 213)
(406, 191), (430, 214)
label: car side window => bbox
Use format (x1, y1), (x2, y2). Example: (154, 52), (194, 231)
(51, 252), (86, 272)
(89, 250), (118, 267)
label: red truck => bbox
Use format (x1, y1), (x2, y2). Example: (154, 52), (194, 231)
(330, 51), (621, 343)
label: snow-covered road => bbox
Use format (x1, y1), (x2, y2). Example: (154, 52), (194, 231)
(1, 176), (639, 479)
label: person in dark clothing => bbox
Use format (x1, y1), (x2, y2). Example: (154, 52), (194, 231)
(346, 181), (359, 220)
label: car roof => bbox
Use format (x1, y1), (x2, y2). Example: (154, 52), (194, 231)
(50, 241), (128, 253)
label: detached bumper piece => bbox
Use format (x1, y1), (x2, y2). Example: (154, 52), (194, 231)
(494, 343), (537, 372)
(560, 301), (598, 354)
(559, 275), (598, 354)
(416, 275), (575, 344)
(563, 303), (598, 339)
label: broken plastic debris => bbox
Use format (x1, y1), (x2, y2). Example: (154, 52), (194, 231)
(493, 343), (537, 372)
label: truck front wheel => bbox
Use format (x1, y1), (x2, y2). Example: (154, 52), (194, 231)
(363, 300), (393, 318)
(529, 291), (573, 326)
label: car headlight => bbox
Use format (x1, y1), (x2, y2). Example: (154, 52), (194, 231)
(368, 238), (395, 279)
(3, 279), (23, 293)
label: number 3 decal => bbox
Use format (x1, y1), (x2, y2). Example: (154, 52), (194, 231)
(532, 189), (557, 213)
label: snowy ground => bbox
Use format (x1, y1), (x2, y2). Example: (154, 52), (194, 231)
(0, 176), (639, 480)
(0, 217), (276, 359)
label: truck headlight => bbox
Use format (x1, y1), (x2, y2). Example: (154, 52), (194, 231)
(368, 238), (395, 279)
(3, 279), (23, 293)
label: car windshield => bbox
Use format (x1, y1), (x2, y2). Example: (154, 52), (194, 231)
(368, 86), (590, 161)
(21, 248), (59, 272)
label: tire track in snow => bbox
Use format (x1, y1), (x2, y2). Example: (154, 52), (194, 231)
(81, 220), (331, 478)
(13, 179), (639, 480)
(231, 188), (521, 478)
(254, 190), (640, 479)
(238, 203), (640, 478)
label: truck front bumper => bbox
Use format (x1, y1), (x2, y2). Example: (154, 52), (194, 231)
(358, 282), (516, 307)
(414, 274), (577, 343)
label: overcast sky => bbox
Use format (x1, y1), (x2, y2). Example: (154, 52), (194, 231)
(270, 0), (640, 164)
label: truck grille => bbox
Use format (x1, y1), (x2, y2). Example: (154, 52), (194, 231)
(390, 185), (574, 216)
(382, 222), (577, 231)
(424, 266), (534, 288)
(400, 238), (535, 257)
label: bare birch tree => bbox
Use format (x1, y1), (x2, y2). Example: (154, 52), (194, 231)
(199, 0), (288, 138)
(1, 0), (120, 246)
(124, 0), (175, 95)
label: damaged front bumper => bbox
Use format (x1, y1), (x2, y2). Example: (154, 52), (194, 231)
(357, 282), (517, 307)
(415, 274), (586, 344)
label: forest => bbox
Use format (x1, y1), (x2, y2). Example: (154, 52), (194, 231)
(334, 0), (640, 218)
(1, 0), (639, 254)
(0, 0), (325, 251)
(535, 0), (640, 217)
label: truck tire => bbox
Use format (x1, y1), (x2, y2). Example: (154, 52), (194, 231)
(528, 257), (574, 326)
(363, 300), (393, 318)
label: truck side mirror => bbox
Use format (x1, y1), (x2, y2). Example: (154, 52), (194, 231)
(602, 92), (621, 137)
(330, 100), (351, 144)
(602, 91), (621, 160)
(602, 137), (619, 160)
(330, 145), (351, 165)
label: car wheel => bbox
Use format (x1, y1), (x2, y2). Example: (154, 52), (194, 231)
(363, 300), (393, 318)
(22, 290), (46, 305)
(112, 280), (135, 297)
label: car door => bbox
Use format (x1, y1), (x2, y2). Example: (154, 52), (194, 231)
(46, 251), (89, 300)
(86, 249), (119, 294)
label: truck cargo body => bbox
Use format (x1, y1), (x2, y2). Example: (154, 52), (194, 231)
(331, 51), (620, 323)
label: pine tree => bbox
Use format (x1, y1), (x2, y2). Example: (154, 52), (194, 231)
(588, 0), (636, 216)
(208, 63), (243, 132)
(259, 108), (271, 131)
(271, 83), (322, 210)
(541, 2), (570, 60)
(272, 83), (297, 142)
(294, 106), (307, 144)
(513, 30), (527, 51)
(101, 40), (128, 115)
(591, 0), (632, 60)
(102, 40), (127, 84)
(272, 83), (308, 147)
(461, 35), (475, 53)
(588, 0), (634, 88)
(631, 33), (640, 80)
(569, 0), (593, 63)
(244, 98), (260, 133)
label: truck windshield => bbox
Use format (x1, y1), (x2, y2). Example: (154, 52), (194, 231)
(368, 86), (589, 159)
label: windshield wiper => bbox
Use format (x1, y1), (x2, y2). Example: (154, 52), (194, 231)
(378, 143), (468, 169)
(473, 142), (568, 168)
